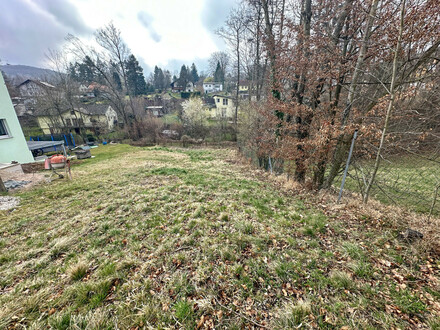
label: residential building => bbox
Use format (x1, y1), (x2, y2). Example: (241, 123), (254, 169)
(16, 79), (55, 98)
(170, 81), (194, 93)
(170, 81), (183, 93)
(238, 81), (249, 93)
(203, 82), (223, 94)
(146, 106), (164, 117)
(36, 104), (118, 135)
(0, 73), (34, 163)
(212, 94), (235, 119)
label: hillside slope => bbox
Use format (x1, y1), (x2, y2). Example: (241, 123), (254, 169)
(0, 64), (57, 83)
(0, 145), (439, 328)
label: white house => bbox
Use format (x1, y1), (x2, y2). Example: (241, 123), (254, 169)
(185, 82), (195, 92)
(203, 82), (223, 94)
(0, 73), (34, 164)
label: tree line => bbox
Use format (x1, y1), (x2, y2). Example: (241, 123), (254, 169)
(216, 0), (440, 199)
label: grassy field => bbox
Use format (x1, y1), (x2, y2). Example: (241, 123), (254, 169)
(1, 145), (439, 328)
(340, 156), (440, 215)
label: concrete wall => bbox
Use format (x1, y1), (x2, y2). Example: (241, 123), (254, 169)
(0, 73), (34, 164)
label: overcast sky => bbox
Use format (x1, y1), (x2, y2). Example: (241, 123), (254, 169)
(0, 0), (238, 75)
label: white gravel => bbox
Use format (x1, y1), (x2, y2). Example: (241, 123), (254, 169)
(0, 196), (20, 211)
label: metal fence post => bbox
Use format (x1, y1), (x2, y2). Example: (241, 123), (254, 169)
(51, 135), (56, 151)
(338, 129), (358, 202)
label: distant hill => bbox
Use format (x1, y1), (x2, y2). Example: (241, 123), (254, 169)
(0, 64), (57, 84)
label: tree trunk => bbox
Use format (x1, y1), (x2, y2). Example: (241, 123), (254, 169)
(293, 0), (312, 183)
(324, 0), (379, 189)
(234, 30), (240, 141)
(261, 0), (279, 100)
(0, 176), (7, 193)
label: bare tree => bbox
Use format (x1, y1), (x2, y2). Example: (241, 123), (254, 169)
(67, 23), (144, 138)
(217, 4), (249, 139)
(208, 51), (230, 80)
(363, 0), (406, 203)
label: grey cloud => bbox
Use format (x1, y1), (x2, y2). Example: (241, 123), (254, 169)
(137, 11), (162, 43)
(0, 0), (94, 67)
(162, 58), (209, 77)
(201, 0), (238, 31)
(201, 0), (237, 49)
(33, 0), (93, 35)
(0, 0), (66, 66)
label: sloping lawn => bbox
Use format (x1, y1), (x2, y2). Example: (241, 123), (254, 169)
(0, 145), (439, 328)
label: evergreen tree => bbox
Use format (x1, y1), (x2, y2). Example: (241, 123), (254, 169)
(163, 70), (172, 89)
(214, 61), (224, 83)
(190, 63), (199, 84)
(178, 65), (189, 90)
(153, 66), (165, 90)
(75, 57), (95, 84)
(69, 62), (78, 81)
(125, 54), (147, 95)
(112, 71), (122, 91)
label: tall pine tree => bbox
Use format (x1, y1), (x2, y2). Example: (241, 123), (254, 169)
(190, 63), (199, 84)
(178, 65), (189, 90)
(125, 54), (147, 95)
(153, 66), (165, 90)
(213, 61), (224, 84)
(163, 70), (172, 89)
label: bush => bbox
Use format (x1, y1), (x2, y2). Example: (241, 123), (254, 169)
(128, 116), (163, 143)
(181, 98), (209, 139)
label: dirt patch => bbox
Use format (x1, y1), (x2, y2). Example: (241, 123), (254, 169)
(0, 171), (46, 192)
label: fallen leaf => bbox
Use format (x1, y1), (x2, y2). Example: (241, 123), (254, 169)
(197, 315), (205, 329)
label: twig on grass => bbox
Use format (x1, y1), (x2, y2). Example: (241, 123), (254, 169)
(172, 246), (192, 253)
(213, 297), (268, 329)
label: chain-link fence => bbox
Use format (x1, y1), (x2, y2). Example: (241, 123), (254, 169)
(237, 93), (440, 217)
(337, 130), (440, 217)
(238, 133), (440, 217)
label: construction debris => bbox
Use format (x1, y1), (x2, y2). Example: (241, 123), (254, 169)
(4, 180), (31, 190)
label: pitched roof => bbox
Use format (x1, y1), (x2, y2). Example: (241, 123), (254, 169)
(16, 79), (55, 89)
(212, 94), (234, 99)
(34, 103), (112, 116)
(79, 103), (112, 115)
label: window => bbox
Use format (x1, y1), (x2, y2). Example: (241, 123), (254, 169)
(65, 119), (72, 126)
(217, 98), (220, 103)
(0, 119), (10, 138)
(223, 98), (228, 105)
(70, 110), (75, 115)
